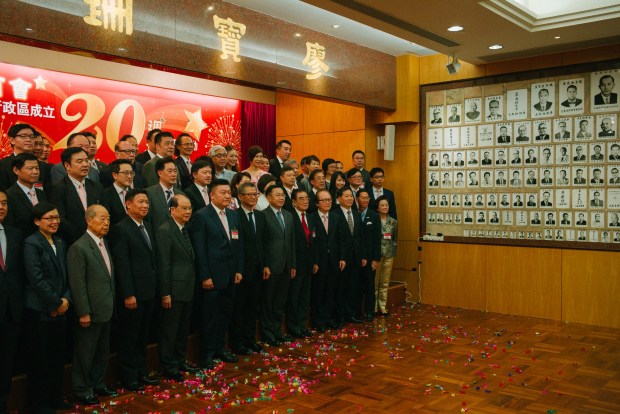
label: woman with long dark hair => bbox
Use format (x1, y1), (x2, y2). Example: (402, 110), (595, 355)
(328, 171), (347, 210)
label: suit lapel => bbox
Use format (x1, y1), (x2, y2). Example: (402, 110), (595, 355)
(87, 235), (111, 278)
(173, 223), (194, 259)
(207, 205), (229, 241)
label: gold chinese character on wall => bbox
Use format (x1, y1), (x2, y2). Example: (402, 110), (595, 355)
(302, 42), (329, 80)
(84, 0), (133, 35)
(213, 15), (246, 63)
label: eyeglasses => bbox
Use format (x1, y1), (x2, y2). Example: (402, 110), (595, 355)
(15, 134), (35, 140)
(117, 149), (138, 155)
(213, 153), (227, 158)
(117, 170), (136, 176)
(41, 215), (61, 222)
(240, 192), (258, 197)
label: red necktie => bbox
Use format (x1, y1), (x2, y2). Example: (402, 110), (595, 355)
(301, 212), (310, 243)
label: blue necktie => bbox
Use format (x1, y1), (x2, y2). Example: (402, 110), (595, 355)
(276, 210), (285, 232)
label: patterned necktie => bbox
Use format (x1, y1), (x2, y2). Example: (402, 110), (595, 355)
(77, 183), (87, 210)
(347, 210), (354, 235)
(322, 214), (328, 234)
(98, 240), (111, 276)
(165, 190), (172, 208)
(219, 210), (230, 239)
(139, 224), (152, 250)
(29, 189), (38, 206)
(301, 212), (310, 243)
(181, 227), (194, 258)
(276, 210), (285, 232)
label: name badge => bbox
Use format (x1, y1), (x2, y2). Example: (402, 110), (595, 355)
(383, 233), (392, 240)
(312, 230), (316, 238)
(34, 182), (44, 189)
(231, 230), (239, 240)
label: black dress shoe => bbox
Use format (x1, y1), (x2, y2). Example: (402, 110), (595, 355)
(164, 372), (185, 382)
(348, 317), (362, 323)
(231, 346), (252, 355)
(301, 329), (313, 337)
(181, 363), (200, 373)
(122, 382), (145, 392)
(94, 387), (118, 397)
(276, 334), (293, 343)
(75, 395), (99, 406)
(265, 338), (282, 347)
(200, 359), (215, 370)
(365, 314), (374, 322)
(139, 376), (159, 386)
(217, 352), (238, 363)
(52, 400), (73, 410)
(248, 342), (265, 353)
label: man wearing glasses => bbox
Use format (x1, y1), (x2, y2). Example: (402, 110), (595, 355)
(0, 123), (52, 191)
(100, 138), (146, 189)
(209, 145), (235, 182)
(103, 160), (135, 225)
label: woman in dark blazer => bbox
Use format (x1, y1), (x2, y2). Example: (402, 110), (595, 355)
(328, 171), (348, 210)
(23, 202), (72, 413)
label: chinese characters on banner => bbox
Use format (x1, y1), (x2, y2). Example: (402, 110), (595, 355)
(0, 61), (241, 163)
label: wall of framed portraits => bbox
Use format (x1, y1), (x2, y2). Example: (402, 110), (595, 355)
(421, 61), (620, 250)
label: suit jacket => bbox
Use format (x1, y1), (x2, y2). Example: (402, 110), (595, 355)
(135, 150), (152, 165)
(174, 157), (193, 190)
(50, 162), (99, 184)
(590, 200), (604, 207)
(5, 183), (48, 237)
(50, 176), (104, 245)
(594, 92), (618, 105)
(110, 216), (157, 301)
(574, 178), (586, 184)
(268, 158), (283, 180)
(23, 232), (71, 319)
(332, 207), (363, 266)
(497, 136), (511, 144)
(555, 132), (570, 139)
(184, 183), (209, 212)
(262, 206), (296, 275)
(156, 218), (195, 302)
(282, 188), (295, 214)
(535, 134), (550, 141)
(534, 102), (552, 111)
(368, 187), (397, 219)
(360, 209), (381, 263)
(312, 210), (347, 269)
(99, 161), (145, 189)
(291, 210), (317, 276)
(103, 185), (128, 226)
(525, 157), (537, 164)
(0, 155), (51, 191)
(236, 207), (266, 280)
(0, 224), (23, 323)
(191, 204), (244, 289)
(66, 232), (115, 322)
(573, 155), (586, 161)
(145, 184), (185, 232)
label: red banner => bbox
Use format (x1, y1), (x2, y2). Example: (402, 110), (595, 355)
(0, 61), (241, 163)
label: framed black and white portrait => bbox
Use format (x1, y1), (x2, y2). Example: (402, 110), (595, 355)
(531, 82), (555, 118)
(464, 98), (482, 123)
(559, 78), (585, 115)
(590, 70), (619, 113)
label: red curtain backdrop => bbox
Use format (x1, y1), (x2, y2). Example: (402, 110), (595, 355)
(240, 101), (275, 169)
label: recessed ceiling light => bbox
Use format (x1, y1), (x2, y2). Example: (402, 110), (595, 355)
(448, 25), (463, 32)
(332, 24), (340, 28)
(207, 5), (214, 11)
(488, 44), (503, 50)
(554, 36), (561, 39)
(25, 27), (34, 32)
(118, 47), (127, 52)
(294, 33), (302, 37)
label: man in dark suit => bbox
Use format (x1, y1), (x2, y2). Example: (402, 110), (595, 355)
(352, 150), (370, 183)
(368, 167), (397, 219)
(545, 213), (556, 226)
(533, 88), (553, 111)
(311, 190), (346, 331)
(50, 147), (104, 245)
(84, 132), (107, 184)
(99, 140), (146, 189)
(110, 189), (159, 390)
(535, 123), (550, 141)
(0, 123), (51, 191)
(279, 165), (297, 214)
(156, 194), (197, 381)
(184, 160), (212, 211)
(555, 122), (570, 139)
(590, 191), (604, 207)
(67, 205), (115, 406)
(0, 190), (23, 414)
(357, 189), (381, 322)
(145, 157), (185, 231)
(573, 146), (586, 162)
(173, 133), (195, 190)
(261, 184), (296, 346)
(332, 187), (363, 326)
(135, 129), (161, 165)
(497, 126), (511, 144)
(561, 84), (582, 107)
(142, 132), (176, 188)
(574, 169), (586, 185)
(428, 153), (438, 167)
(230, 182), (265, 355)
(286, 189), (317, 338)
(5, 153), (48, 236)
(530, 213), (541, 225)
(191, 179), (244, 369)
(525, 149), (537, 164)
(103, 160), (132, 226)
(306, 169), (325, 214)
(50, 133), (99, 184)
(269, 140), (292, 180)
(594, 75), (617, 105)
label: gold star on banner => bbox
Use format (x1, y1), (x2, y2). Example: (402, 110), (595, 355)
(184, 109), (208, 139)
(33, 75), (48, 90)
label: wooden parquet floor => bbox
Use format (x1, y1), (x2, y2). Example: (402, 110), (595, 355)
(61, 304), (620, 414)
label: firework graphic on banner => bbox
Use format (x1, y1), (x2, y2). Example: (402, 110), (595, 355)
(0, 116), (14, 159)
(206, 114), (241, 153)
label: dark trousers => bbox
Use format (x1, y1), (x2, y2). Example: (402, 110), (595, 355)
(338, 262), (361, 322)
(72, 320), (111, 397)
(199, 284), (234, 362)
(118, 299), (154, 384)
(230, 274), (261, 348)
(311, 260), (338, 327)
(0, 310), (19, 414)
(360, 264), (376, 316)
(260, 271), (291, 341)
(25, 309), (67, 410)
(159, 300), (193, 375)
(286, 271), (311, 335)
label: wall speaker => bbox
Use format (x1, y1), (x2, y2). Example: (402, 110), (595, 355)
(384, 124), (395, 161)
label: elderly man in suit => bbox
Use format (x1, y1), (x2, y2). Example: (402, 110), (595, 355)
(156, 194), (197, 381)
(230, 182), (266, 355)
(50, 147), (105, 245)
(67, 205), (115, 406)
(103, 160), (133, 226)
(5, 153), (48, 236)
(110, 189), (159, 390)
(142, 132), (177, 188)
(261, 184), (296, 346)
(184, 159), (212, 211)
(146, 157), (185, 231)
(0, 190), (24, 414)
(191, 179), (244, 369)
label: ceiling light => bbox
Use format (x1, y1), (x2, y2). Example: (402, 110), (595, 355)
(448, 26), (463, 32)
(207, 5), (214, 11)
(118, 47), (127, 52)
(332, 24), (340, 28)
(554, 36), (561, 39)
(488, 44), (503, 50)
(294, 33), (302, 37)
(25, 27), (34, 32)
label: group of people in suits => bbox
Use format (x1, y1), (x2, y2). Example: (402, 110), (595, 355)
(0, 125), (399, 414)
